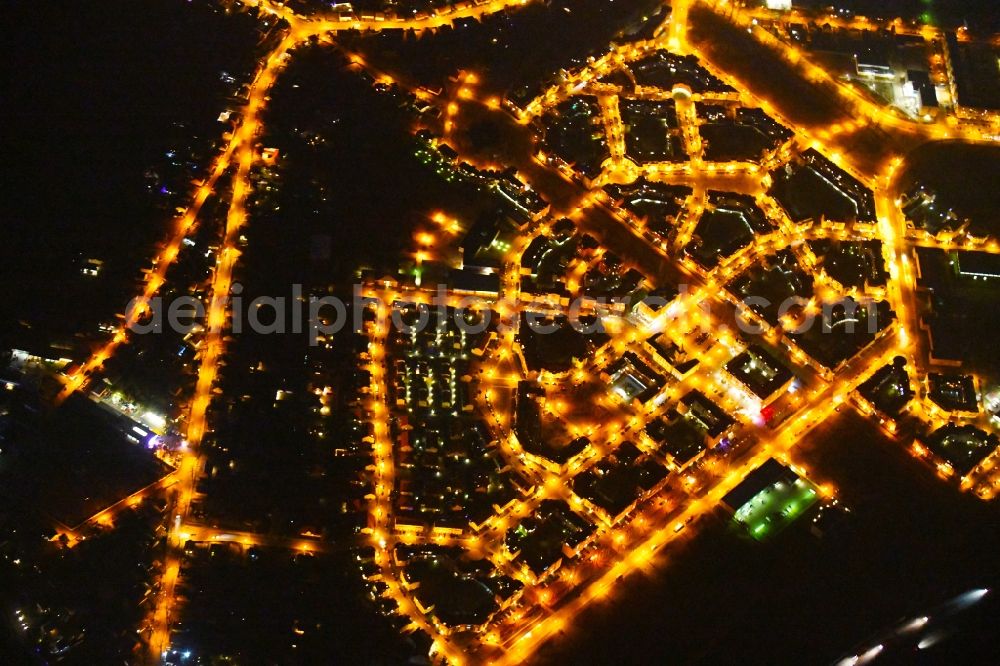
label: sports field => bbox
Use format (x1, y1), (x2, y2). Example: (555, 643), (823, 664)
(734, 476), (819, 541)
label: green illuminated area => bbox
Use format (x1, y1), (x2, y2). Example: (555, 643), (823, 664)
(733, 477), (819, 542)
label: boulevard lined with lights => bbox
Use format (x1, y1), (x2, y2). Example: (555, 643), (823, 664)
(348, 3), (1000, 663)
(48, 0), (1000, 664)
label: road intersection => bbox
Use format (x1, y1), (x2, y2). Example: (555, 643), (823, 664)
(52, 1), (999, 663)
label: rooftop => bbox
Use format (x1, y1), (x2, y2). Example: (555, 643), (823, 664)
(725, 345), (794, 402)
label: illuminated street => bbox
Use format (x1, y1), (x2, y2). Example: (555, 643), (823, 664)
(2, 0), (999, 664)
